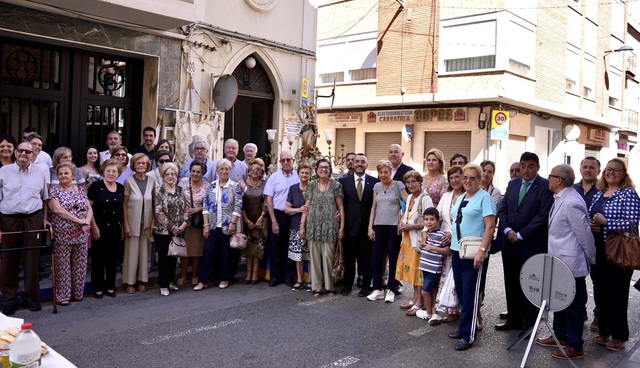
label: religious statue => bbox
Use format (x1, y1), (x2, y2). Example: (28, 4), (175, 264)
(297, 103), (319, 163)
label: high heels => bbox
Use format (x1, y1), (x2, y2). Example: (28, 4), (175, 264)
(194, 282), (208, 291)
(160, 288), (170, 296)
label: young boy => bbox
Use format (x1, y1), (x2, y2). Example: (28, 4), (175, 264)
(416, 207), (450, 325)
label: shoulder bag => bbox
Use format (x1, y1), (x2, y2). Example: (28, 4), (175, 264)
(189, 179), (204, 228)
(605, 219), (640, 270)
(456, 195), (489, 260)
(168, 235), (187, 257)
(394, 181), (407, 214)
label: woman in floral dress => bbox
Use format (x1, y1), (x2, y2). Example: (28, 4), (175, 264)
(422, 148), (448, 207)
(285, 162), (313, 291)
(241, 158), (267, 284)
(48, 162), (93, 305)
(299, 159), (344, 296)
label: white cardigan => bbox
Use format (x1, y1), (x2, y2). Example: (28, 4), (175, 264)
(436, 191), (456, 234)
(403, 192), (434, 247)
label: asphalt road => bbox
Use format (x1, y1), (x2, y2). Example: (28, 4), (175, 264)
(17, 256), (640, 368)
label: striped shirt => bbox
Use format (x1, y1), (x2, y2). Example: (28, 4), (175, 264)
(419, 229), (446, 274)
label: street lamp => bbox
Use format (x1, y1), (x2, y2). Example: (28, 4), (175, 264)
(603, 45), (633, 90)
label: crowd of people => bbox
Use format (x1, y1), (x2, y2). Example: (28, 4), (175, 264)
(0, 128), (639, 360)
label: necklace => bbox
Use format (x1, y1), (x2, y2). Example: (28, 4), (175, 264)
(247, 178), (261, 188)
(381, 182), (393, 194)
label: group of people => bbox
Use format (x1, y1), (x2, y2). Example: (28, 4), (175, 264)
(0, 129), (638, 361)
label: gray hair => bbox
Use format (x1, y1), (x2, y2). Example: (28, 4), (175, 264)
(216, 158), (232, 170)
(243, 142), (257, 153)
(194, 140), (210, 151)
(555, 164), (575, 187)
(224, 138), (239, 149)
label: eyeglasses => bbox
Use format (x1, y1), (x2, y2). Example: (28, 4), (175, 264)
(249, 167), (263, 172)
(157, 159), (170, 164)
(164, 172), (176, 177)
(605, 168), (623, 174)
(548, 174), (565, 180)
(114, 153), (127, 157)
(17, 148), (33, 155)
(462, 176), (478, 182)
(280, 158), (293, 163)
(317, 166), (330, 170)
(194, 147), (206, 151)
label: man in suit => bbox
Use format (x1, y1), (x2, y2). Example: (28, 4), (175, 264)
(536, 164), (595, 360)
(338, 153), (379, 296)
(496, 152), (554, 331)
(389, 144), (411, 181)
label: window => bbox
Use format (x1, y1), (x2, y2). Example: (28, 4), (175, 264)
(583, 56), (595, 99)
(442, 20), (496, 72)
(566, 48), (579, 93)
(506, 21), (534, 76)
(316, 33), (377, 84)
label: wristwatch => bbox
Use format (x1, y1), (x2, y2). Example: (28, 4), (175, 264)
(479, 246), (487, 252)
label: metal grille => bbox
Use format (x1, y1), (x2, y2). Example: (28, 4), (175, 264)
(1, 42), (61, 90)
(0, 96), (60, 147)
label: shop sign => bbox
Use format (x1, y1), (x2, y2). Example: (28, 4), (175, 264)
(588, 128), (606, 143)
(367, 107), (467, 123)
(328, 114), (361, 123)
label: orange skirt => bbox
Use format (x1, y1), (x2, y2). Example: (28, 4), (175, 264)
(395, 232), (423, 286)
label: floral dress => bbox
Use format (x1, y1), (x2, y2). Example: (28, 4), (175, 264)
(287, 183), (309, 261)
(305, 179), (343, 242)
(178, 177), (210, 256)
(422, 174), (448, 207)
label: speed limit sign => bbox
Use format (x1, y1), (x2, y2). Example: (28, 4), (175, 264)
(491, 110), (510, 140)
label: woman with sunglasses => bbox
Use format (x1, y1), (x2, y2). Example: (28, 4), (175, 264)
(448, 164), (496, 351)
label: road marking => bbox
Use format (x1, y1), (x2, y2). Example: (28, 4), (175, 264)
(141, 319), (243, 345)
(298, 295), (339, 306)
(319, 356), (360, 368)
(408, 325), (435, 337)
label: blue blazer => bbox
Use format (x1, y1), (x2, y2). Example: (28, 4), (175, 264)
(497, 174), (554, 256)
(339, 174), (379, 237)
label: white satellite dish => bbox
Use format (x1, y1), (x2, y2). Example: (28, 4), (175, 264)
(564, 124), (581, 141)
(212, 74), (239, 112)
(402, 124), (413, 143)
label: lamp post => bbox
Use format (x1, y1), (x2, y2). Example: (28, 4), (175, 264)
(603, 45), (633, 90)
(266, 129), (277, 174)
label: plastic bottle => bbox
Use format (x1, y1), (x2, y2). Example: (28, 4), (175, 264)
(9, 323), (41, 368)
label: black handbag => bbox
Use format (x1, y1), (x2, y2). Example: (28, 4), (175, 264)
(190, 179), (204, 228)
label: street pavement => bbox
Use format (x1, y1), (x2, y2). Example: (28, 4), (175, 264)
(15, 256), (640, 368)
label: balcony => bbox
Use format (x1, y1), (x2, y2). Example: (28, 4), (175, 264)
(627, 52), (637, 77)
(24, 0), (201, 30)
(622, 109), (639, 133)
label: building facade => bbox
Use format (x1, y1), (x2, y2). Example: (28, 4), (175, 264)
(315, 0), (639, 190)
(0, 0), (317, 167)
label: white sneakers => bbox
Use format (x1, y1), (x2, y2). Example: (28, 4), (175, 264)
(367, 289), (385, 301)
(384, 289), (395, 303)
(428, 314), (443, 326)
(416, 310), (432, 320)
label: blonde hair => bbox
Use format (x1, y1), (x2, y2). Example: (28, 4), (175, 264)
(426, 148), (445, 174)
(597, 158), (635, 191)
(129, 153), (151, 172)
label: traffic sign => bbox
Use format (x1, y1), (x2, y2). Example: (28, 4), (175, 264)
(491, 110), (510, 141)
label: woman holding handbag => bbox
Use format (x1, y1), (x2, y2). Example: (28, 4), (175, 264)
(195, 159), (243, 290)
(122, 153), (155, 294)
(449, 164), (496, 351)
(177, 160), (209, 286)
(153, 162), (189, 296)
(589, 158), (640, 351)
(396, 170), (433, 316)
(242, 158), (267, 284)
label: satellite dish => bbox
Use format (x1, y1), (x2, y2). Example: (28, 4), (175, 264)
(520, 254), (576, 312)
(564, 124), (581, 141)
(212, 74), (238, 112)
(402, 124), (413, 142)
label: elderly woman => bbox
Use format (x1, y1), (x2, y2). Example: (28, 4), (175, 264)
(48, 162), (93, 305)
(122, 153), (155, 294)
(422, 148), (448, 207)
(299, 159), (344, 297)
(396, 170), (434, 315)
(589, 158), (640, 351)
(177, 160), (210, 285)
(50, 147), (86, 189)
(0, 134), (17, 167)
(367, 160), (407, 302)
(285, 162), (312, 291)
(80, 145), (102, 186)
(111, 145), (133, 185)
(448, 164), (496, 351)
(436, 166), (464, 322)
(88, 159), (124, 299)
(153, 162), (189, 296)
(195, 159), (243, 291)
(242, 158), (267, 285)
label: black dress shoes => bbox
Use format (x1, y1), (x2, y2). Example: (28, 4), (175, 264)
(358, 288), (371, 297)
(448, 331), (461, 339)
(454, 339), (471, 351)
(27, 301), (42, 312)
(2, 303), (17, 316)
(268, 278), (280, 287)
(340, 287), (352, 296)
(495, 320), (524, 331)
(499, 311), (509, 320)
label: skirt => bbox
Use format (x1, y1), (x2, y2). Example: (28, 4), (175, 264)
(395, 232), (423, 286)
(183, 226), (204, 257)
(288, 230), (310, 262)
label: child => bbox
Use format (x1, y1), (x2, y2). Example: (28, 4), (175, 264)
(416, 207), (450, 325)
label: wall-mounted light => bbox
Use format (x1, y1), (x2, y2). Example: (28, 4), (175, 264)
(603, 45), (633, 90)
(266, 129), (277, 143)
(245, 56), (256, 69)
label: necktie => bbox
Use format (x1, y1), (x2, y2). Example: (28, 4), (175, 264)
(518, 181), (530, 205)
(357, 177), (363, 201)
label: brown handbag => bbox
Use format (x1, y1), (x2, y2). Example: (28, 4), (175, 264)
(605, 219), (640, 270)
(332, 239), (345, 282)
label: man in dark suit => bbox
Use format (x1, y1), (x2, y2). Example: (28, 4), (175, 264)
(496, 152), (554, 331)
(339, 153), (379, 296)
(389, 144), (412, 182)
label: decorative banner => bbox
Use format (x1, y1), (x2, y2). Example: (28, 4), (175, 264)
(490, 110), (510, 140)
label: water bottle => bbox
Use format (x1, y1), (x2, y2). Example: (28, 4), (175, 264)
(9, 323), (41, 368)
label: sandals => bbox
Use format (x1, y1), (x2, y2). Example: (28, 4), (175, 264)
(595, 335), (610, 345)
(605, 339), (625, 351)
(291, 282), (304, 291)
(138, 284), (147, 292)
(194, 282), (208, 291)
(175, 276), (187, 286)
(328, 290), (336, 296)
(400, 301), (415, 310)
(306, 282), (312, 292)
(313, 290), (321, 297)
(405, 305), (420, 316)
(126, 285), (135, 294)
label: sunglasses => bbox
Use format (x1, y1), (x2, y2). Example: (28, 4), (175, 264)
(17, 148), (33, 155)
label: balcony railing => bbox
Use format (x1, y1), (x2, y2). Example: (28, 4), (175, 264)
(623, 108), (639, 132)
(626, 52), (637, 76)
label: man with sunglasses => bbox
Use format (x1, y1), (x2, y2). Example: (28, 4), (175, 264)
(0, 142), (49, 315)
(264, 151), (299, 287)
(496, 152), (553, 332)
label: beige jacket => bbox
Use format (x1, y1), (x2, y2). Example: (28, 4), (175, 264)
(124, 175), (155, 236)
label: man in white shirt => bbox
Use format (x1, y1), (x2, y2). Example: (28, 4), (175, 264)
(22, 127), (52, 168)
(100, 131), (130, 163)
